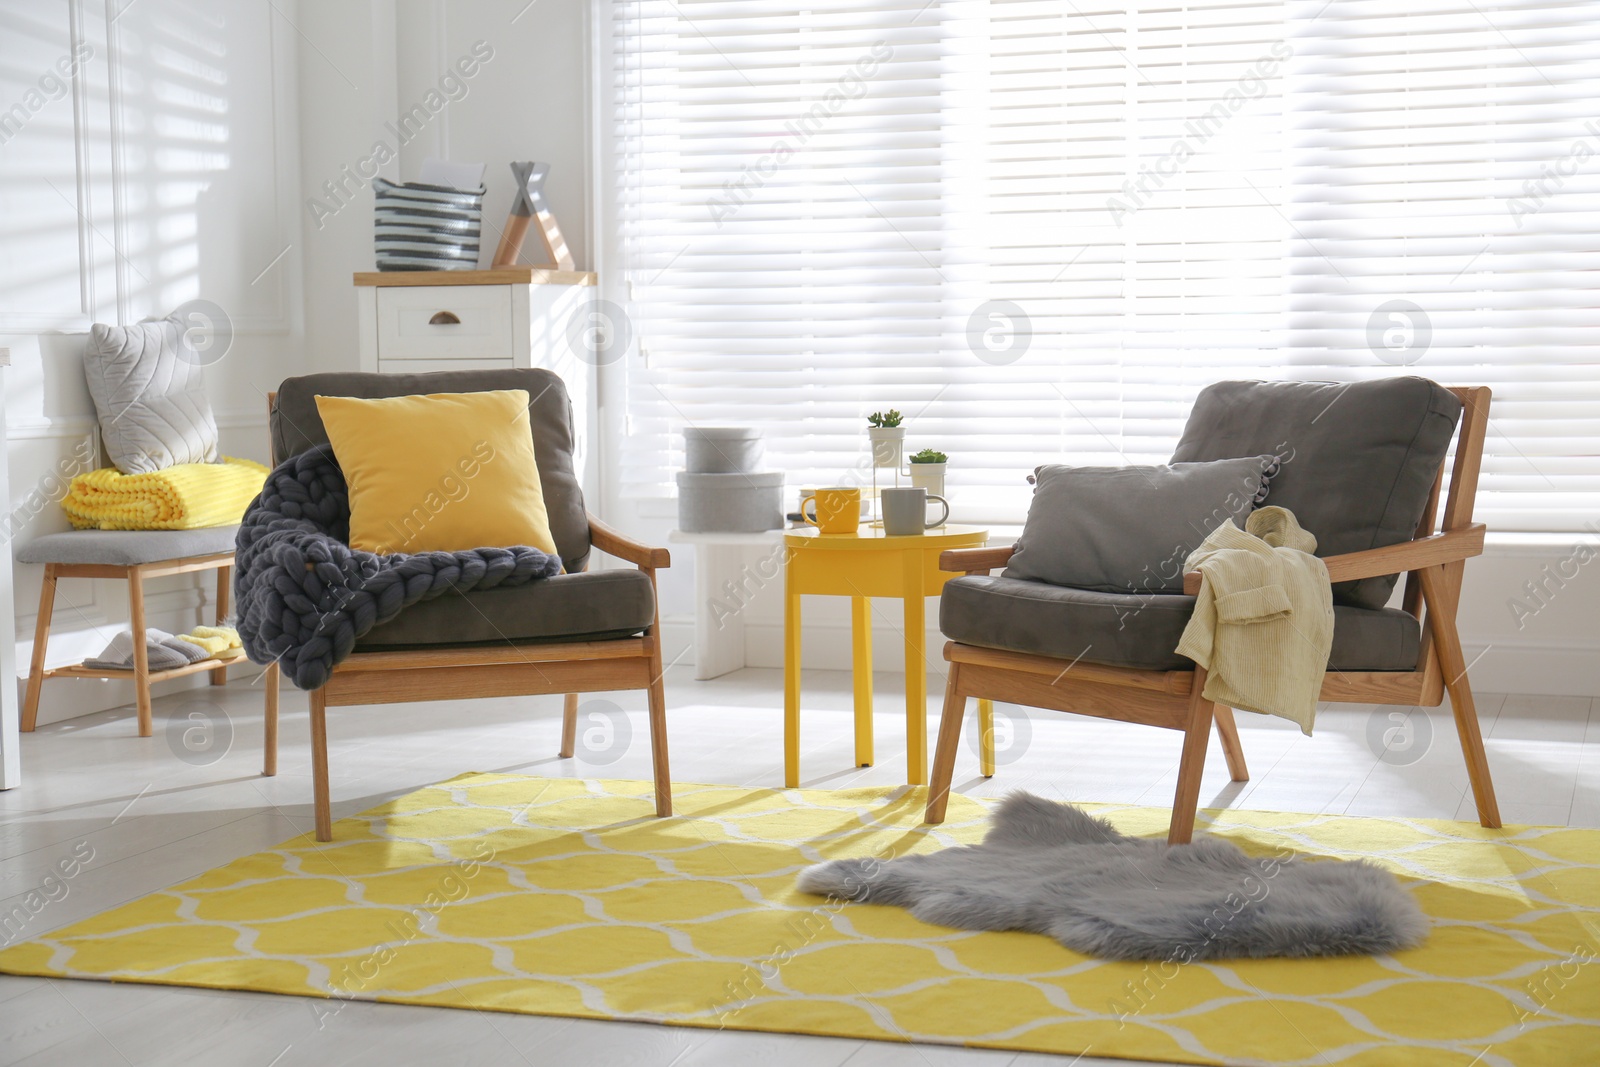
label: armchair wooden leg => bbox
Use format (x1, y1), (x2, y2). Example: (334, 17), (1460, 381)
(977, 698), (996, 778)
(559, 693), (579, 758)
(1169, 667), (1216, 845)
(212, 565), (231, 686)
(1419, 564), (1501, 828)
(310, 686), (332, 841)
(263, 660), (279, 777)
(1212, 705), (1249, 782)
(127, 566), (153, 738)
(925, 665), (967, 824)
(645, 641), (672, 818)
(21, 564), (58, 732)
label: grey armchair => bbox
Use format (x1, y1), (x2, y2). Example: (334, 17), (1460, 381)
(926, 378), (1499, 843)
(267, 369), (671, 840)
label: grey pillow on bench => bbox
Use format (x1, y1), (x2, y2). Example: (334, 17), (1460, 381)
(83, 317), (218, 474)
(1003, 457), (1277, 595)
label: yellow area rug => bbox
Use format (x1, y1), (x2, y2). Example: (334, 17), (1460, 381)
(1, 775), (1596, 1066)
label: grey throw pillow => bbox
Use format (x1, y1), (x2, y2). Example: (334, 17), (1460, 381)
(1004, 457), (1278, 594)
(83, 317), (219, 474)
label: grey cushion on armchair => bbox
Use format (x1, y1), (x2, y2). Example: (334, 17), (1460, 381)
(271, 368), (630, 649)
(1171, 377), (1461, 610)
(941, 574), (1421, 672)
(355, 570), (655, 650)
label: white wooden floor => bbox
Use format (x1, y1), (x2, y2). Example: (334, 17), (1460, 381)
(1, 666), (1595, 1066)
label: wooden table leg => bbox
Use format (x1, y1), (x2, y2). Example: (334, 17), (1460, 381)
(852, 595), (873, 767)
(127, 566), (153, 737)
(212, 565), (231, 686)
(902, 553), (927, 785)
(21, 564), (58, 732)
(783, 567), (802, 788)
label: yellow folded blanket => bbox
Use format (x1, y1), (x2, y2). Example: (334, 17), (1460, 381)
(64, 458), (268, 531)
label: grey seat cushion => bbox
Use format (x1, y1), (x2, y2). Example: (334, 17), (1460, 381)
(354, 568), (654, 650)
(1171, 378), (1461, 610)
(940, 574), (1420, 672)
(16, 526), (240, 566)
(271, 369), (591, 574)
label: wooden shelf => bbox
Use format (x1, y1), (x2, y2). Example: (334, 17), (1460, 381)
(46, 654), (245, 683)
(353, 267), (596, 288)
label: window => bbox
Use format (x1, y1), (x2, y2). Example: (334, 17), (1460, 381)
(601, 0), (1600, 531)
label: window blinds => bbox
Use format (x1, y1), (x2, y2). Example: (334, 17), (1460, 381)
(1284, 0), (1600, 532)
(603, 0), (1600, 531)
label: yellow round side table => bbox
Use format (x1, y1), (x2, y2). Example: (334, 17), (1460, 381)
(782, 522), (993, 787)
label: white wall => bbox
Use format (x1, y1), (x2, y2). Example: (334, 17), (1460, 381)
(0, 0), (306, 725)
(296, 0), (592, 376)
(295, 0), (597, 482)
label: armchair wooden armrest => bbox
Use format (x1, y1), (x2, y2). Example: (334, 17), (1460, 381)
(940, 545), (1016, 575)
(588, 514), (671, 569)
(1181, 523), (1486, 595)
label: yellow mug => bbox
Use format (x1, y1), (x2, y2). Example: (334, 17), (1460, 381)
(802, 486), (861, 534)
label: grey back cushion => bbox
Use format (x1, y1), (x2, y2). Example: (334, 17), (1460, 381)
(83, 318), (219, 474)
(1003, 457), (1276, 594)
(271, 368), (592, 574)
(1171, 378), (1462, 610)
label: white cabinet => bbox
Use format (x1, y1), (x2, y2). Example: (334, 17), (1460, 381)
(372, 284), (517, 362)
(353, 267), (596, 374)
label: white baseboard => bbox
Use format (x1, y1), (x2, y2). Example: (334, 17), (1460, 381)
(1459, 638), (1600, 699)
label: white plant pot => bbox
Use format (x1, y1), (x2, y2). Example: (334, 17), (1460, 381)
(868, 426), (905, 469)
(908, 462), (946, 499)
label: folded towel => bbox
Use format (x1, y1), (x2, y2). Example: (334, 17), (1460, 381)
(63, 457), (268, 530)
(186, 624), (242, 649)
(180, 630), (235, 655)
(85, 628), (211, 671)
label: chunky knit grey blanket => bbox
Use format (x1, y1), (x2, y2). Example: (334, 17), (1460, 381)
(234, 447), (561, 690)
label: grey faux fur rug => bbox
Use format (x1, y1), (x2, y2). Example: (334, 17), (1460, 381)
(798, 793), (1428, 961)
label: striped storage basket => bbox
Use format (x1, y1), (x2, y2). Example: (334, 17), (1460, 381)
(373, 177), (485, 271)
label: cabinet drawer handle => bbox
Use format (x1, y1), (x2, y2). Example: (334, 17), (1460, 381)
(429, 311), (461, 325)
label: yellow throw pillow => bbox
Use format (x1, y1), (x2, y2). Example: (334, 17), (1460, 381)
(313, 389), (560, 557)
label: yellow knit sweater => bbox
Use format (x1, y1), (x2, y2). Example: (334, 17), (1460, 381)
(64, 457), (268, 531)
(1175, 506), (1333, 734)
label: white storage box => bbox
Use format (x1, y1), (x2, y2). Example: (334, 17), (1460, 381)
(676, 471), (784, 532)
(685, 427), (764, 474)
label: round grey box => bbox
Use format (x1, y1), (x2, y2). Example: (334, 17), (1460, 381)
(677, 471), (785, 532)
(685, 427), (764, 474)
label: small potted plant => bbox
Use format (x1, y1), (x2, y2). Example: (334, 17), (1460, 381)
(908, 447), (947, 497)
(867, 409), (904, 469)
